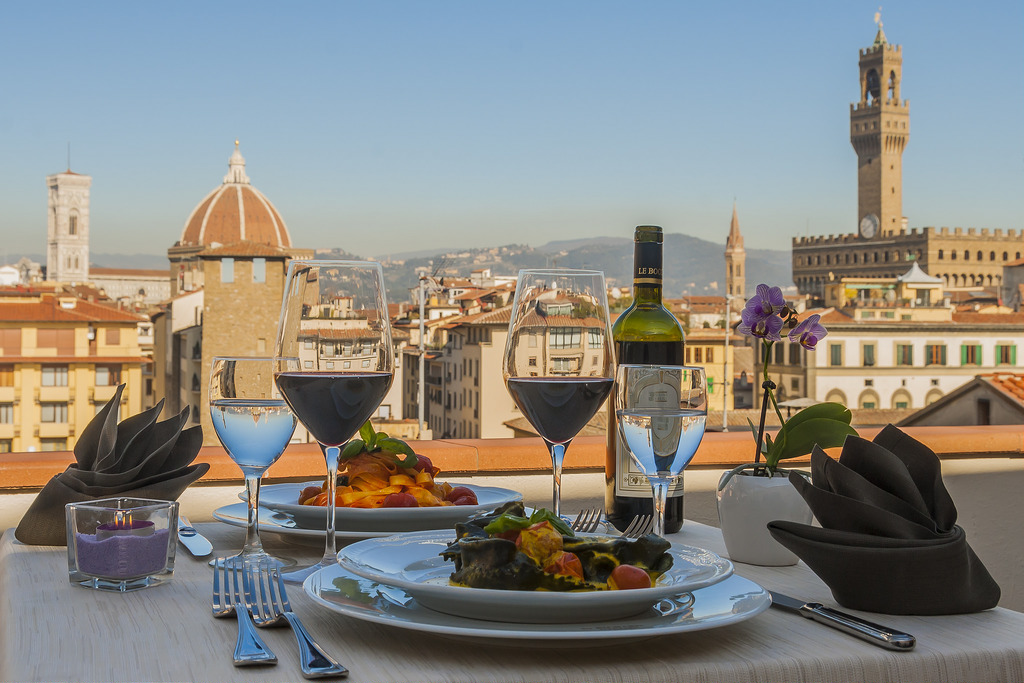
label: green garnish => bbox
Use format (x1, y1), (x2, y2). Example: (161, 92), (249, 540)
(484, 508), (575, 537)
(340, 421), (418, 468)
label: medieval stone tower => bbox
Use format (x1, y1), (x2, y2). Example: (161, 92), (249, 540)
(850, 15), (910, 239)
(46, 170), (91, 283)
(725, 203), (746, 300)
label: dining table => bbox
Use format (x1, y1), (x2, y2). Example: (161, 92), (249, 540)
(2, 517), (1022, 683)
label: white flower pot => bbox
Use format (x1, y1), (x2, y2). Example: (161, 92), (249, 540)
(716, 464), (813, 566)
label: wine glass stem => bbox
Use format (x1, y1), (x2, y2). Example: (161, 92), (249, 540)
(650, 478), (670, 538)
(242, 471), (265, 557)
(321, 445), (341, 566)
(548, 441), (567, 518)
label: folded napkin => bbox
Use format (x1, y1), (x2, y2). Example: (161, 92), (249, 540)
(15, 384), (208, 546)
(768, 424), (1000, 615)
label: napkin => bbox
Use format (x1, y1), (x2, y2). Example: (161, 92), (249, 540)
(767, 424), (1000, 615)
(15, 384), (208, 546)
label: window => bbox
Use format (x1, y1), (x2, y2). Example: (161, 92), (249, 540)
(864, 379), (873, 387)
(0, 365), (13, 387)
(549, 327), (581, 349)
(40, 438), (68, 451)
(896, 344), (913, 366)
(925, 345), (947, 366)
(95, 365), (121, 386)
(41, 402), (68, 423)
(37, 329), (74, 354)
(790, 378), (799, 391)
(253, 258), (266, 283)
(68, 214), (77, 235)
(552, 357), (575, 374)
(694, 348), (703, 363)
(0, 403), (12, 423)
(895, 401), (909, 409)
(191, 374), (201, 391)
(106, 328), (120, 345)
(774, 344), (784, 364)
(996, 345), (1017, 365)
(0, 439), (11, 453)
(685, 347), (691, 363)
(788, 345), (801, 365)
(829, 343), (843, 367)
(706, 347), (714, 363)
(587, 329), (603, 348)
(41, 366), (69, 387)
(0, 329), (21, 354)
(221, 258), (235, 283)
(938, 249), (944, 260)
(961, 344), (982, 366)
(528, 357), (537, 366)
(977, 399), (991, 425)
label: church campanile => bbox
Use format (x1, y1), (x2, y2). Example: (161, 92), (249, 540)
(725, 202), (746, 300)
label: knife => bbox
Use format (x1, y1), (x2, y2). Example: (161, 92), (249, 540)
(769, 591), (916, 651)
(177, 514), (213, 557)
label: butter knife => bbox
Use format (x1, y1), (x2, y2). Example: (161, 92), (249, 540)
(177, 514), (213, 557)
(769, 591), (916, 651)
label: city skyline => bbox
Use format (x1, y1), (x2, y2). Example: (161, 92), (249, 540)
(2, 1), (1021, 262)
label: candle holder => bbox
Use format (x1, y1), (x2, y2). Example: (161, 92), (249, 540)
(66, 498), (178, 592)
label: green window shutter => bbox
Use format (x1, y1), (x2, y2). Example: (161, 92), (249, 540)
(960, 345), (967, 365)
(1012, 346), (1018, 365)
(940, 346), (947, 365)
(975, 344), (983, 366)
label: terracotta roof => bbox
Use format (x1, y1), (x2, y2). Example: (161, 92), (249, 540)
(91, 267), (170, 278)
(0, 356), (151, 364)
(458, 307), (513, 325)
(951, 312), (1024, 324)
(0, 295), (145, 323)
(198, 241), (289, 258)
(984, 373), (1024, 404)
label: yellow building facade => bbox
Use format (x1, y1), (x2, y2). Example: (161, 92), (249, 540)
(0, 291), (147, 452)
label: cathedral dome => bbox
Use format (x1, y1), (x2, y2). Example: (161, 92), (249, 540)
(178, 142), (292, 248)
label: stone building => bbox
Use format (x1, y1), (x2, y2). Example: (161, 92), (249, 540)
(791, 20), (1023, 296)
(46, 170), (91, 284)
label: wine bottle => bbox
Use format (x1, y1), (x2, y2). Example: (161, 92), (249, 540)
(605, 225), (686, 533)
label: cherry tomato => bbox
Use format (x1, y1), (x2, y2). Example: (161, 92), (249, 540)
(608, 564), (652, 590)
(446, 486), (477, 505)
(382, 492), (418, 508)
(544, 552), (584, 579)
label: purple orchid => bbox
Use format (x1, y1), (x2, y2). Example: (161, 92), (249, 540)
(737, 306), (783, 341)
(789, 313), (828, 350)
(747, 284), (786, 317)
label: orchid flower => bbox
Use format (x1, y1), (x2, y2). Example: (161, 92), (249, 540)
(789, 313), (828, 350)
(737, 306), (783, 341)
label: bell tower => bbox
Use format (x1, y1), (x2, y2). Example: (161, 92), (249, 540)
(46, 170), (92, 284)
(850, 12), (909, 239)
(724, 202), (746, 300)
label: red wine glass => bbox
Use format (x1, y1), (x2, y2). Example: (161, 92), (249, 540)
(274, 260), (394, 583)
(503, 269), (615, 517)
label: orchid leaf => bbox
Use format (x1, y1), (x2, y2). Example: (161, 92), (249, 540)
(784, 402), (852, 431)
(766, 418), (857, 468)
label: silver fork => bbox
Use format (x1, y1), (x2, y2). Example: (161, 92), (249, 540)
(620, 514), (655, 539)
(569, 507), (603, 533)
(247, 563), (348, 679)
(211, 561), (277, 666)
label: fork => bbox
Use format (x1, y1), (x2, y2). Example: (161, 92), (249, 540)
(212, 561), (278, 666)
(620, 514), (655, 539)
(569, 507), (603, 533)
(247, 563), (348, 679)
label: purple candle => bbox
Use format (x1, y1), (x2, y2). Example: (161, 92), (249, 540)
(75, 520), (171, 579)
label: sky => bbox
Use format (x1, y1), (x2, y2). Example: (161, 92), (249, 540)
(1, 1), (1021, 261)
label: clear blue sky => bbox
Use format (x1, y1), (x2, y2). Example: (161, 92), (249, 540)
(1, 1), (1021, 261)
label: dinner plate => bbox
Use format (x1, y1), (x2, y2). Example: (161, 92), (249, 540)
(335, 530), (734, 623)
(213, 503), (393, 541)
(304, 563), (768, 646)
(254, 482), (522, 532)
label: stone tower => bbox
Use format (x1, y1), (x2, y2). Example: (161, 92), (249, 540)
(724, 202), (746, 300)
(46, 170), (91, 283)
(850, 14), (910, 239)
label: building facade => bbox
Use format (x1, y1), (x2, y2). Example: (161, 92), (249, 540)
(46, 170), (91, 284)
(0, 291), (147, 453)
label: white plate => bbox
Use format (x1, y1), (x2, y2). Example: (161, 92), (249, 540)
(254, 482), (522, 532)
(336, 530), (734, 623)
(304, 563), (767, 646)
(213, 503), (393, 541)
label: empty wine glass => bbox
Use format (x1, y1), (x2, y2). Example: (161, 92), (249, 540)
(615, 365), (707, 537)
(274, 260), (394, 583)
(209, 356), (297, 569)
(503, 269), (615, 517)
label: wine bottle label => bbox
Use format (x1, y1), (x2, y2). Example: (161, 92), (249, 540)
(614, 369), (684, 498)
(633, 242), (663, 285)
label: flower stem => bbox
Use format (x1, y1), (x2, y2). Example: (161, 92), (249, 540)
(754, 341), (776, 466)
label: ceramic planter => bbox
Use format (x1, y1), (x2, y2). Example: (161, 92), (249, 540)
(716, 463), (813, 566)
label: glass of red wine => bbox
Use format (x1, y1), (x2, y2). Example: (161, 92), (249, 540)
(274, 260), (394, 583)
(503, 269), (615, 518)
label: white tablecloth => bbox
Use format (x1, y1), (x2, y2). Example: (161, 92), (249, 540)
(2, 520), (1022, 683)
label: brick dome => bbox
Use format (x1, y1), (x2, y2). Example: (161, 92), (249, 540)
(179, 142), (291, 248)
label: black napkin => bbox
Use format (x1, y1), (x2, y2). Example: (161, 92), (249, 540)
(15, 384), (208, 546)
(768, 424), (1000, 615)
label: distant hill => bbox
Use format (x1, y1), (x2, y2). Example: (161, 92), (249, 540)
(7, 236), (793, 303)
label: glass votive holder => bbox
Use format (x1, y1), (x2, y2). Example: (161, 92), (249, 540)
(66, 497), (178, 592)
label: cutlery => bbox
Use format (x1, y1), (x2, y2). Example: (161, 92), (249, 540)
(620, 515), (654, 539)
(211, 561), (278, 666)
(569, 507), (603, 533)
(178, 514), (213, 557)
(768, 591), (916, 651)
(247, 563), (348, 679)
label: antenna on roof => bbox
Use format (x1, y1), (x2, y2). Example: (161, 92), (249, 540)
(67, 142), (71, 171)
